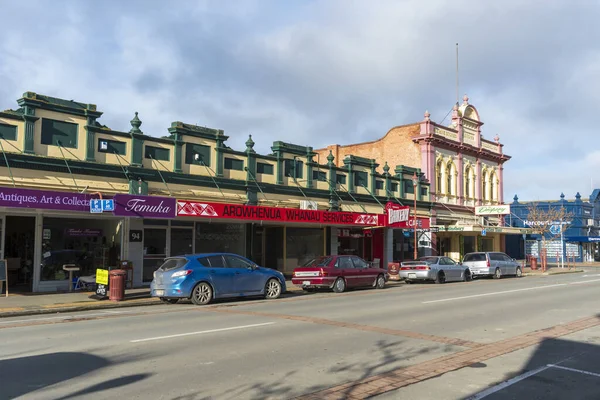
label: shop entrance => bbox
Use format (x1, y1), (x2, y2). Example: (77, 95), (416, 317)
(3, 216), (35, 292)
(250, 225), (284, 270)
(338, 228), (371, 259)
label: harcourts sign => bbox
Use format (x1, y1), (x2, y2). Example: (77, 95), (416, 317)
(113, 194), (176, 219)
(475, 204), (511, 215)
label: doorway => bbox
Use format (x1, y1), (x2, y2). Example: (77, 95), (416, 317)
(142, 228), (167, 283)
(4, 216), (36, 292)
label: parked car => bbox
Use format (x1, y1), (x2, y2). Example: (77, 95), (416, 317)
(291, 255), (388, 293)
(400, 256), (471, 284)
(461, 252), (523, 279)
(150, 253), (286, 305)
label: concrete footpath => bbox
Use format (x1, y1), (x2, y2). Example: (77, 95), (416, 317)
(0, 280), (304, 318)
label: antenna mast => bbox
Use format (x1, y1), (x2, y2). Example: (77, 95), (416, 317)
(456, 43), (459, 104)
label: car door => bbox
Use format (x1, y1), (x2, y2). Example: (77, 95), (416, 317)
(351, 256), (372, 286)
(489, 253), (505, 274)
(223, 255), (264, 294)
(337, 256), (359, 287)
(502, 254), (517, 274)
(203, 255), (236, 296)
(442, 257), (460, 281)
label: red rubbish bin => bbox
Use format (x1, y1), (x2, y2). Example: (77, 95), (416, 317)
(530, 257), (538, 271)
(109, 269), (127, 301)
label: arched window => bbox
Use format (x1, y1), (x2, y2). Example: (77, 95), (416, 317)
(446, 163), (453, 196)
(465, 166), (471, 198)
(436, 161), (443, 194)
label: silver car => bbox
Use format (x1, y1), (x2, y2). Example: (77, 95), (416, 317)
(461, 252), (523, 279)
(400, 256), (472, 284)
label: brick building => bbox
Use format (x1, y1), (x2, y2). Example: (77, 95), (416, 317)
(315, 95), (514, 262)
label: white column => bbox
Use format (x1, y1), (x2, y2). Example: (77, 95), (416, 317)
(128, 218), (144, 287)
(384, 228), (394, 268)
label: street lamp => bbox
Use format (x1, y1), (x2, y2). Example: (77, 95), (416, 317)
(412, 172), (418, 260)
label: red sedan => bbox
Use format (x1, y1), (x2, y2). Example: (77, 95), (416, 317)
(291, 255), (389, 293)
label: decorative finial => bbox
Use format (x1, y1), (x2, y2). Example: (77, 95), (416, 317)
(383, 161), (390, 176)
(245, 134), (255, 153)
(462, 94), (469, 105)
(493, 134), (500, 143)
(576, 192), (581, 200)
(513, 194), (519, 203)
(453, 103), (459, 111)
(560, 192), (565, 200)
(129, 112), (143, 134)
(424, 110), (431, 121)
(327, 150), (335, 166)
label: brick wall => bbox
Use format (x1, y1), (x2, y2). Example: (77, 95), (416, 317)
(315, 123), (422, 173)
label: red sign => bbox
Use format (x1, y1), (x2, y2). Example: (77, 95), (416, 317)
(385, 202), (410, 228)
(177, 200), (385, 227)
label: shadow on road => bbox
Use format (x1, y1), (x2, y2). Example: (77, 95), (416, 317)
(461, 315), (600, 400)
(0, 351), (151, 399)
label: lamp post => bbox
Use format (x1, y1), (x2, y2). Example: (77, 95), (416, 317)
(412, 172), (418, 260)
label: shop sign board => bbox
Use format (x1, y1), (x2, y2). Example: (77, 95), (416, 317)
(113, 194), (176, 219)
(0, 187), (101, 212)
(95, 268), (109, 299)
(475, 204), (511, 215)
(0, 259), (7, 297)
(385, 202), (410, 228)
(177, 200), (384, 226)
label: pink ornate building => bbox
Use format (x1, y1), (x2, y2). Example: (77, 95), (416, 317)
(316, 95), (512, 260)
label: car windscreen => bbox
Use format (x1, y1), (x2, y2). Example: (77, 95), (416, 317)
(303, 257), (332, 267)
(463, 253), (486, 262)
(159, 258), (188, 271)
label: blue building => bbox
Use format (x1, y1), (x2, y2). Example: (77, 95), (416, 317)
(506, 192), (600, 263)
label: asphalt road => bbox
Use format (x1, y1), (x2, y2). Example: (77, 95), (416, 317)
(1, 271), (599, 400)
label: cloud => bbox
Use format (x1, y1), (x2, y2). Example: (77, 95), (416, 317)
(0, 0), (598, 200)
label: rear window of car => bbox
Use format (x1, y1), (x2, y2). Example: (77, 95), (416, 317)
(463, 253), (486, 262)
(419, 257), (438, 263)
(160, 258), (188, 271)
(303, 257), (332, 267)
(199, 255), (226, 268)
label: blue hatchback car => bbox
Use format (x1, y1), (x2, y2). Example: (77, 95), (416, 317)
(150, 253), (286, 305)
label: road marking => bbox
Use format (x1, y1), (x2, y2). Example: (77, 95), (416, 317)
(0, 311), (130, 325)
(548, 364), (600, 378)
(582, 274), (600, 277)
(464, 365), (552, 400)
(130, 322), (276, 343)
(422, 283), (568, 304)
(569, 278), (600, 285)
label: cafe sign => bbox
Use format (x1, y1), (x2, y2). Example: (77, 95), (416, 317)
(475, 204), (511, 216)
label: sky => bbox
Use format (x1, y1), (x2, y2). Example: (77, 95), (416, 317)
(1, 0), (599, 202)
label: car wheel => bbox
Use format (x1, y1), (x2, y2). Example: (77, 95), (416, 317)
(405, 279), (413, 284)
(494, 268), (502, 279)
(374, 274), (386, 289)
(159, 297), (179, 304)
(435, 271), (446, 284)
(265, 278), (282, 299)
(333, 277), (346, 293)
(190, 282), (213, 305)
(515, 267), (523, 278)
(463, 270), (472, 282)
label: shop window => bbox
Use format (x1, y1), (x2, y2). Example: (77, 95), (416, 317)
(224, 157), (244, 171)
(421, 187), (428, 196)
(375, 180), (384, 190)
(390, 182), (399, 192)
(195, 222), (245, 255)
(312, 170), (327, 182)
(404, 181), (415, 194)
(41, 217), (121, 281)
(0, 123), (17, 141)
(336, 174), (347, 185)
(286, 228), (324, 273)
(145, 145), (170, 161)
(41, 118), (78, 148)
(98, 138), (126, 155)
(257, 162), (274, 175)
(185, 143), (211, 166)
(354, 171), (368, 188)
(284, 159), (303, 179)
